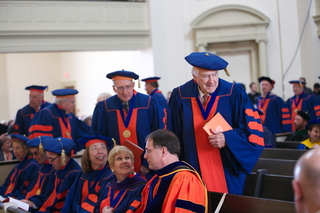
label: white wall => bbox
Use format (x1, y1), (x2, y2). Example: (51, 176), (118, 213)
(4, 53), (61, 120)
(59, 50), (154, 117)
(149, 0), (320, 100)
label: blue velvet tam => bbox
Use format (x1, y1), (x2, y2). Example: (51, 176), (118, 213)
(106, 70), (139, 80)
(10, 134), (29, 144)
(185, 52), (228, 70)
(306, 119), (320, 129)
(25, 85), (48, 93)
(51, 89), (78, 97)
(258, 76), (275, 85)
(141, 77), (161, 83)
(27, 136), (52, 148)
(289, 80), (306, 85)
(42, 137), (75, 154)
(78, 135), (116, 150)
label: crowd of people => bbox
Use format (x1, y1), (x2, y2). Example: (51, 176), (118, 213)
(0, 51), (319, 212)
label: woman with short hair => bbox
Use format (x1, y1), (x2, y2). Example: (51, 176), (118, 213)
(80, 146), (146, 213)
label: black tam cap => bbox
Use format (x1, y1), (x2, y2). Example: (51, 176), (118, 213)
(297, 110), (311, 122)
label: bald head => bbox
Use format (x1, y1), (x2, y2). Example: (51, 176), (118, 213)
(293, 148), (320, 213)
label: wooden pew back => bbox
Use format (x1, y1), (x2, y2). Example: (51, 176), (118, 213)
(208, 191), (295, 213)
(253, 158), (296, 176)
(260, 148), (306, 160)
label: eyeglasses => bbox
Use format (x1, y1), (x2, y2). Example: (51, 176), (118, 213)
(145, 148), (160, 154)
(114, 85), (134, 92)
(30, 151), (40, 157)
(48, 154), (61, 163)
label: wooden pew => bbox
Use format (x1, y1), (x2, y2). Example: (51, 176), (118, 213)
(274, 132), (291, 142)
(276, 141), (300, 149)
(243, 170), (294, 202)
(208, 191), (295, 213)
(253, 158), (296, 176)
(260, 148), (306, 160)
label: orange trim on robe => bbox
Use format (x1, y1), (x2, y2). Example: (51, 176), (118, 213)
(290, 100), (303, 132)
(191, 96), (228, 193)
(258, 99), (270, 125)
(116, 109), (141, 172)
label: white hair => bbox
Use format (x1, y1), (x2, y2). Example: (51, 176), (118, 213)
(191, 67), (199, 77)
(54, 97), (68, 105)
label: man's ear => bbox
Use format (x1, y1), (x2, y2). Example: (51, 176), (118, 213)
(112, 86), (117, 93)
(192, 74), (197, 82)
(292, 179), (303, 202)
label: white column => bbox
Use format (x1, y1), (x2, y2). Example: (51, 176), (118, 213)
(257, 39), (269, 76)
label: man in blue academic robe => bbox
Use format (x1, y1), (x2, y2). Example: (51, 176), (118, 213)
(167, 52), (264, 195)
(286, 80), (320, 131)
(257, 76), (292, 134)
(13, 85), (51, 136)
(91, 70), (165, 177)
(28, 89), (90, 150)
(37, 137), (82, 213)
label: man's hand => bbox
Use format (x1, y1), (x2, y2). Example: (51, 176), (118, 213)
(208, 129), (226, 149)
(139, 165), (150, 176)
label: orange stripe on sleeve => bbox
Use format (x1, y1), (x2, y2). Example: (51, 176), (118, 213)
(130, 200), (141, 209)
(245, 109), (260, 119)
(88, 194), (98, 203)
(282, 120), (292, 125)
(282, 114), (291, 118)
(54, 201), (65, 210)
(248, 121), (263, 132)
(28, 133), (53, 140)
(248, 134), (264, 146)
(29, 125), (53, 132)
(82, 203), (95, 213)
(282, 108), (289, 112)
(315, 105), (320, 110)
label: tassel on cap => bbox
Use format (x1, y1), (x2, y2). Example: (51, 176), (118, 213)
(39, 136), (44, 154)
(138, 78), (141, 88)
(224, 68), (230, 77)
(112, 138), (116, 148)
(58, 138), (66, 166)
(299, 80), (302, 88)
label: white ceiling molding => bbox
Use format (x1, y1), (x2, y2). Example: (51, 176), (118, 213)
(190, 4), (270, 76)
(314, 0), (320, 38)
(0, 1), (150, 53)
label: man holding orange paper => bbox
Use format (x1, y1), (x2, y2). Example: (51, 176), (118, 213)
(167, 52), (264, 195)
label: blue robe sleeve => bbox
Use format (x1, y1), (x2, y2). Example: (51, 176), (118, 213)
(60, 172), (83, 213)
(90, 101), (108, 136)
(12, 109), (25, 135)
(0, 166), (17, 196)
(222, 85), (264, 174)
(6, 160), (39, 199)
(167, 88), (185, 160)
(28, 109), (55, 138)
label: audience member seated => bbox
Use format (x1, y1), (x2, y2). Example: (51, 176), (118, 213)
(292, 148), (320, 213)
(61, 135), (116, 213)
(21, 136), (55, 212)
(297, 119), (320, 149)
(285, 110), (310, 142)
(248, 82), (261, 107)
(0, 134), (14, 161)
(0, 134), (39, 198)
(38, 137), (82, 212)
(132, 130), (207, 213)
(79, 146), (146, 213)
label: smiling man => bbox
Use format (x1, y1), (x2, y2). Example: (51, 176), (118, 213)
(12, 85), (51, 136)
(167, 52), (264, 195)
(28, 89), (90, 151)
(91, 70), (165, 179)
(131, 129), (207, 213)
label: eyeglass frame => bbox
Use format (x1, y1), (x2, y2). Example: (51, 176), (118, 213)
(48, 154), (61, 163)
(114, 84), (134, 93)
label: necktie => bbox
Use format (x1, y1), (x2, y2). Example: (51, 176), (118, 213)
(123, 103), (129, 113)
(202, 94), (209, 107)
